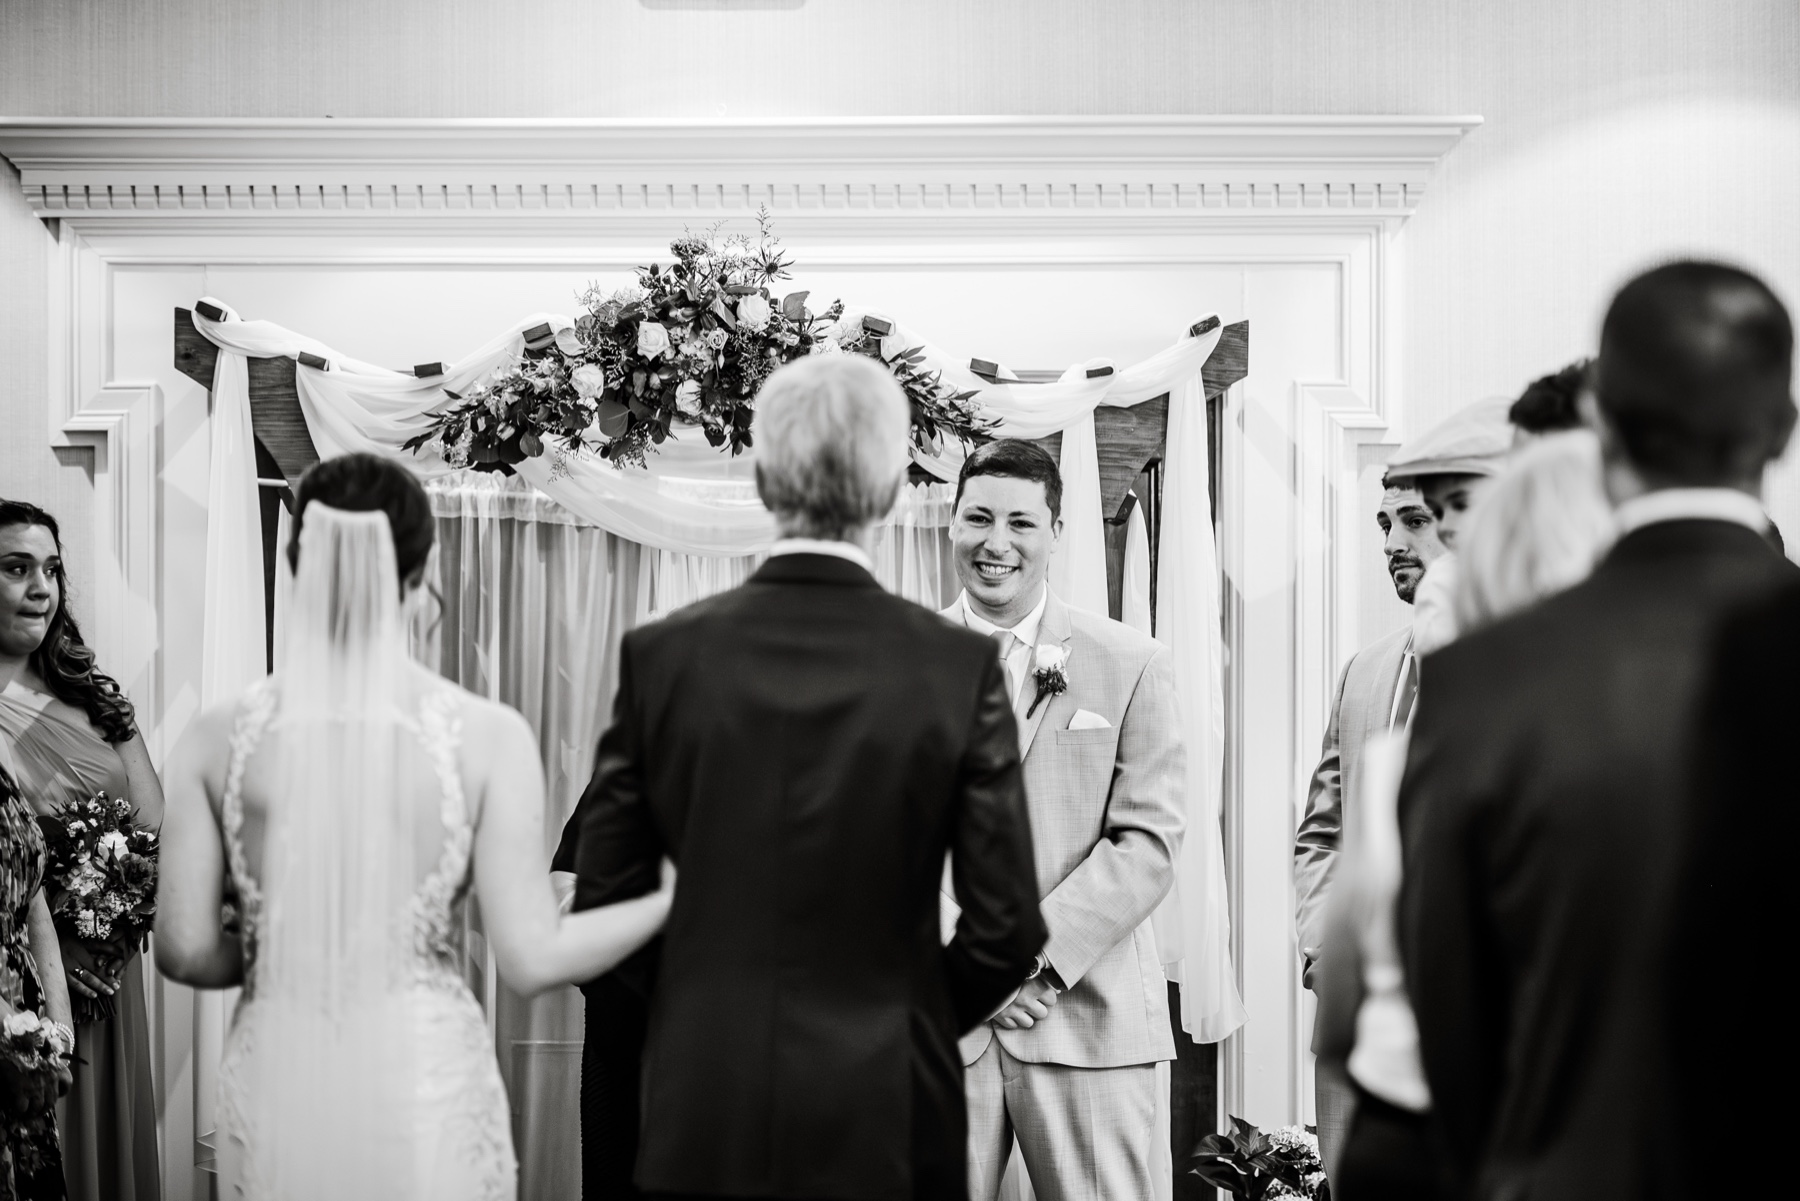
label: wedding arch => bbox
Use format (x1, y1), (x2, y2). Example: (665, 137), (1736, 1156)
(169, 282), (1251, 1027)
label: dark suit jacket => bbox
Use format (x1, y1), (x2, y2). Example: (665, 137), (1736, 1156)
(564, 552), (1046, 1201)
(1668, 576), (1799, 1174)
(1398, 519), (1797, 1201)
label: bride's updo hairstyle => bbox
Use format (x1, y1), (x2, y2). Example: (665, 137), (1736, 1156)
(286, 453), (435, 590)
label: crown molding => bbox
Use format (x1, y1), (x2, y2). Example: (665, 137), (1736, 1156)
(0, 115), (1479, 221)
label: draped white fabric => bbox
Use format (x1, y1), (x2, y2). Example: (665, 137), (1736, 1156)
(189, 300), (1222, 569)
(1155, 378), (1249, 1043)
(194, 342), (264, 1174)
(189, 293), (1245, 1173)
(1049, 410), (1109, 616)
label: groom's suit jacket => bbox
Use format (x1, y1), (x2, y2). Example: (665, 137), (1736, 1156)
(565, 552), (1045, 1201)
(942, 590), (1185, 1070)
(1399, 519), (1798, 1201)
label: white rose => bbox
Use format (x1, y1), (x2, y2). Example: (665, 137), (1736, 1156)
(3, 1011), (38, 1038)
(675, 379), (704, 417)
(554, 326), (583, 356)
(98, 830), (129, 861)
(1033, 644), (1068, 674)
(735, 293), (773, 332)
(571, 363), (606, 399)
(636, 321), (672, 360)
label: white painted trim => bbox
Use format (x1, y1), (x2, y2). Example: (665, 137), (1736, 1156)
(0, 115), (1478, 221)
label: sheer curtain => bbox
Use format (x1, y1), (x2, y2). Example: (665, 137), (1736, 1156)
(415, 472), (958, 1197)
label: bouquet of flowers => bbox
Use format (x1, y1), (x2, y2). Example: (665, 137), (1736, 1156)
(1189, 1117), (1329, 1201)
(405, 209), (995, 473)
(39, 792), (159, 1023)
(1, 1008), (74, 1175)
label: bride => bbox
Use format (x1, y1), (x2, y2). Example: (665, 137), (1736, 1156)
(155, 454), (673, 1200)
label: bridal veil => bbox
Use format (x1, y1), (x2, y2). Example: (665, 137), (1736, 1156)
(247, 501), (421, 1198)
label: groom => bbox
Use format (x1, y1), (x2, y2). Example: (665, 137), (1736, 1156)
(942, 439), (1186, 1201)
(562, 355), (1046, 1201)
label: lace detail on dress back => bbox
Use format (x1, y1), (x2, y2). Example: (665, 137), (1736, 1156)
(220, 679), (475, 997)
(215, 679), (517, 1201)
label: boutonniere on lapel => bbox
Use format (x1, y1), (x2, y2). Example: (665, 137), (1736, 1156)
(1027, 644), (1070, 718)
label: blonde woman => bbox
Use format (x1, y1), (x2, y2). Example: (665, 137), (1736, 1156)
(1453, 430), (1617, 635)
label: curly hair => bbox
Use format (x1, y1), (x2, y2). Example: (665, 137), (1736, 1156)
(0, 499), (137, 744)
(1509, 360), (1591, 435)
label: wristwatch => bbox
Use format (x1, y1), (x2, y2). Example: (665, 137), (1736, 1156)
(1024, 952), (1063, 990)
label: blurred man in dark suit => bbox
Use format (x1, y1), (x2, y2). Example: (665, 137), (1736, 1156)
(1399, 261), (1797, 1201)
(560, 354), (1046, 1201)
(1670, 572), (1798, 1173)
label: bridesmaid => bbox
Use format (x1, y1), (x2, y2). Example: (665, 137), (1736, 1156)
(1, 761), (75, 1201)
(0, 501), (161, 1201)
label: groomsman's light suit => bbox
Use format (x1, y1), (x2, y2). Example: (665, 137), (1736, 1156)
(942, 586), (1186, 1201)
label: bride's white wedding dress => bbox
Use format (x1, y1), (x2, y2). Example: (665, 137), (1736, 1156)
(213, 678), (518, 1200)
(206, 500), (517, 1200)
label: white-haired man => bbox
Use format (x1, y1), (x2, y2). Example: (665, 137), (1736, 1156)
(558, 354), (1046, 1201)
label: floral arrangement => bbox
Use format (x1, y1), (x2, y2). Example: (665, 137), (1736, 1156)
(1189, 1117), (1329, 1201)
(1, 1008), (74, 1177)
(1027, 643), (1070, 718)
(40, 792), (159, 1022)
(405, 210), (995, 473)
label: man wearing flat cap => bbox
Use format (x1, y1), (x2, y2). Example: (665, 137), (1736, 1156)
(1292, 397), (1510, 1178)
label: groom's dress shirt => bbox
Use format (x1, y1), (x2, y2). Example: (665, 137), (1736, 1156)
(563, 552), (1044, 1201)
(955, 589), (1047, 706)
(1399, 509), (1798, 1201)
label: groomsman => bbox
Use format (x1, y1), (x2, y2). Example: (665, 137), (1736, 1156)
(1399, 262), (1798, 1200)
(1292, 479), (1447, 1172)
(942, 439), (1186, 1201)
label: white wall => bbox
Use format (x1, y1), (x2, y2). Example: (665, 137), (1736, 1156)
(5, 0), (1798, 576)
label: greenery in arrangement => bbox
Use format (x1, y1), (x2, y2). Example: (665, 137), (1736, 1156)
(406, 211), (996, 473)
(1189, 1117), (1329, 1201)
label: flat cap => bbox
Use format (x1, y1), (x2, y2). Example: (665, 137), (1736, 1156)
(1387, 396), (1514, 481)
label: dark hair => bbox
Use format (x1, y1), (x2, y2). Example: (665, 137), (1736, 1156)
(954, 438), (1064, 523)
(1596, 261), (1796, 486)
(1510, 361), (1590, 434)
(0, 499), (138, 743)
(287, 454), (435, 586)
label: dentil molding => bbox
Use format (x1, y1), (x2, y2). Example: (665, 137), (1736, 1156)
(0, 116), (1478, 223)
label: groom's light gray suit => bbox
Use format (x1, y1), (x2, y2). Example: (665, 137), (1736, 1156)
(942, 589), (1185, 1201)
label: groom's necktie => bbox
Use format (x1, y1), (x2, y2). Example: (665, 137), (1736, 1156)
(991, 629), (1020, 705)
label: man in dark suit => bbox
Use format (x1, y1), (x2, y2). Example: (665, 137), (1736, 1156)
(1669, 573), (1798, 1170)
(560, 353), (1046, 1201)
(1398, 261), (1797, 1201)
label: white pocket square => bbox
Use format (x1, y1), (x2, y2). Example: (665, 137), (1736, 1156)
(1067, 709), (1112, 731)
